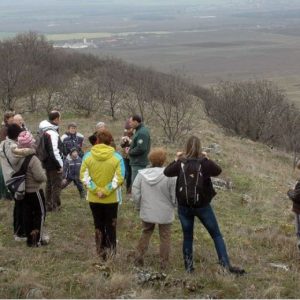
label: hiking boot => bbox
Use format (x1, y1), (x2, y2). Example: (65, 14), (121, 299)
(184, 255), (194, 273)
(41, 233), (50, 245)
(14, 235), (27, 242)
(227, 265), (246, 275)
(27, 230), (40, 247)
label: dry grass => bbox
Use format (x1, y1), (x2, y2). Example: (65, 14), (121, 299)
(1, 113), (300, 298)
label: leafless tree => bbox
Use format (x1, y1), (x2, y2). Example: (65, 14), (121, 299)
(149, 73), (195, 142)
(0, 38), (27, 110)
(95, 59), (128, 119)
(65, 77), (99, 117)
(125, 65), (156, 122)
(15, 32), (53, 112)
(42, 49), (71, 113)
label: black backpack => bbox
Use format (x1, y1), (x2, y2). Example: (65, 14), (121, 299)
(35, 129), (52, 162)
(177, 158), (205, 206)
(3, 144), (33, 201)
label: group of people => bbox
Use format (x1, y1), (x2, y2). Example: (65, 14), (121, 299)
(0, 110), (248, 274)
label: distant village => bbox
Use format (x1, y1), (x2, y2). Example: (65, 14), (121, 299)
(53, 33), (165, 50)
(52, 36), (137, 50)
(53, 38), (97, 49)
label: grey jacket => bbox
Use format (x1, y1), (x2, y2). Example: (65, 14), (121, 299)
(0, 138), (35, 182)
(132, 167), (176, 224)
(25, 155), (47, 193)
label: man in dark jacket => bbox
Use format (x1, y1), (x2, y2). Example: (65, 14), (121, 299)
(61, 122), (84, 158)
(287, 160), (300, 251)
(38, 111), (64, 212)
(128, 115), (151, 185)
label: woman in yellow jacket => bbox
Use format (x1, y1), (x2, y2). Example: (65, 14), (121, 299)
(80, 129), (125, 259)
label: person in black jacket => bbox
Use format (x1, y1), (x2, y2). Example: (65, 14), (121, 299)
(61, 122), (84, 158)
(164, 135), (245, 275)
(287, 160), (300, 250)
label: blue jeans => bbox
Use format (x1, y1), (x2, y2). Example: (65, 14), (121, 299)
(178, 204), (230, 271)
(123, 158), (132, 191)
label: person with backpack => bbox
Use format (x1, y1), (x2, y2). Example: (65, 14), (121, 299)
(61, 122), (84, 158)
(16, 131), (48, 247)
(80, 129), (125, 260)
(38, 111), (64, 212)
(132, 147), (176, 270)
(0, 124), (35, 241)
(287, 160), (300, 251)
(13, 114), (28, 132)
(62, 148), (85, 199)
(164, 135), (245, 275)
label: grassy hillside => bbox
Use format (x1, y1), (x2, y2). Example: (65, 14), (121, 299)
(0, 113), (299, 298)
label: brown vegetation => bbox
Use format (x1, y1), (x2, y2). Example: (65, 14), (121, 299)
(200, 80), (300, 166)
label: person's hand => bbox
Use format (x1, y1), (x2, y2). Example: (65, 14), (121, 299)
(175, 151), (184, 161)
(61, 179), (67, 186)
(97, 191), (105, 198)
(57, 168), (63, 174)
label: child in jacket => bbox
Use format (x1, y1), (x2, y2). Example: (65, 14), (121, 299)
(62, 148), (85, 199)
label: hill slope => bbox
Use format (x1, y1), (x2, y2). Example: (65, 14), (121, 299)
(0, 114), (299, 299)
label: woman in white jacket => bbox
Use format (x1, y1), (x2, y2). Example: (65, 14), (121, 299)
(132, 148), (176, 270)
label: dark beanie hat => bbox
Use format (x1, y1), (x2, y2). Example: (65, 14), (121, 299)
(7, 124), (23, 140)
(88, 132), (97, 146)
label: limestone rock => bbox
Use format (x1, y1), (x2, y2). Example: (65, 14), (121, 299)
(212, 178), (232, 190)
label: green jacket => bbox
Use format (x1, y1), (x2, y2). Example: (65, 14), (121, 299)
(129, 124), (151, 166)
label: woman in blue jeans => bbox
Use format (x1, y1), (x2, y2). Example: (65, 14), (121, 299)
(164, 136), (244, 274)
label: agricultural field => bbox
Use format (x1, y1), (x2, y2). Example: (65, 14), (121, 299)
(2, 2), (300, 100)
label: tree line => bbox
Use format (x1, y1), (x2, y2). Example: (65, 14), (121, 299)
(0, 32), (196, 143)
(195, 80), (300, 166)
(0, 32), (300, 160)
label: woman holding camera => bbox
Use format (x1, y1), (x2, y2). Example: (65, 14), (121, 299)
(164, 135), (245, 275)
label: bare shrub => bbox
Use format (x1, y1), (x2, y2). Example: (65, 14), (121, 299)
(95, 59), (128, 119)
(203, 80), (300, 151)
(65, 77), (99, 117)
(125, 65), (156, 122)
(0, 38), (27, 110)
(149, 73), (195, 142)
(14, 32), (53, 112)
